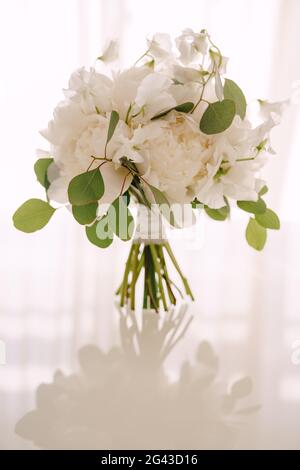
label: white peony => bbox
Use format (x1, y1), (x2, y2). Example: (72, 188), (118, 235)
(137, 115), (212, 204)
(41, 102), (132, 205)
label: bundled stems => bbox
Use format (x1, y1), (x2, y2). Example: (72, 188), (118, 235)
(117, 240), (194, 312)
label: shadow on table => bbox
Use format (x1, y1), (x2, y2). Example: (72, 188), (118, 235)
(15, 305), (259, 449)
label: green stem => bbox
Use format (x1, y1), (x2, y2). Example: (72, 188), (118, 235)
(148, 246), (158, 309)
(146, 278), (159, 312)
(164, 242), (195, 301)
(149, 244), (168, 311)
(156, 245), (176, 305)
(133, 48), (150, 66)
(143, 245), (159, 311)
(117, 236), (195, 311)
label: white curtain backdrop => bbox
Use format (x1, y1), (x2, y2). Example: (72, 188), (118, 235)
(1, 0), (300, 449)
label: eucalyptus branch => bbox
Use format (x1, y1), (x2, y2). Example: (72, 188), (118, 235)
(207, 33), (223, 69)
(119, 171), (131, 197)
(192, 34), (223, 114)
(191, 71), (214, 113)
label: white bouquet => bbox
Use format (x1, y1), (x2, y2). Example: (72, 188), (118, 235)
(13, 29), (284, 311)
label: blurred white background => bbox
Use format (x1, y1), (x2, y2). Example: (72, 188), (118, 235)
(0, 0), (300, 449)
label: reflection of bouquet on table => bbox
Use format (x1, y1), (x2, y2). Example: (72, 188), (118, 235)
(13, 28), (284, 310)
(16, 306), (259, 450)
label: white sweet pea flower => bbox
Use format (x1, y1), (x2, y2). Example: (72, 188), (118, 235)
(258, 99), (288, 122)
(134, 72), (176, 121)
(172, 64), (205, 84)
(111, 67), (150, 120)
(176, 28), (209, 65)
(98, 40), (119, 63)
(195, 113), (280, 208)
(218, 56), (229, 75)
(169, 82), (199, 111)
(207, 49), (228, 75)
(147, 33), (173, 60)
(64, 67), (113, 114)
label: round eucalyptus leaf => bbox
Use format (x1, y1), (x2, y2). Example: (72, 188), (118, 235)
(13, 198), (55, 233)
(68, 169), (104, 206)
(72, 202), (98, 225)
(200, 99), (236, 135)
(237, 198), (266, 215)
(224, 79), (247, 119)
(255, 209), (280, 230)
(34, 158), (53, 189)
(246, 218), (267, 251)
(85, 217), (113, 248)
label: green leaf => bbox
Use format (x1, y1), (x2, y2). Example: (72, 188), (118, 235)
(34, 158), (53, 189)
(174, 102), (194, 113)
(224, 79), (247, 119)
(200, 99), (236, 135)
(72, 202), (98, 225)
(255, 209), (280, 230)
(68, 169), (104, 206)
(205, 205), (229, 221)
(237, 198), (267, 215)
(106, 110), (119, 145)
(149, 185), (176, 226)
(246, 218), (267, 251)
(85, 217), (113, 248)
(151, 102), (194, 120)
(13, 198), (55, 233)
(107, 196), (134, 241)
(259, 185), (268, 196)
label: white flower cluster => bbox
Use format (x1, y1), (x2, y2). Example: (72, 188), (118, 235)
(41, 29), (283, 211)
